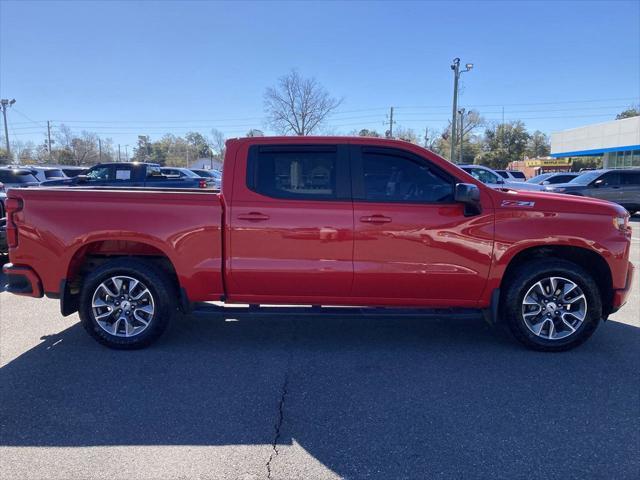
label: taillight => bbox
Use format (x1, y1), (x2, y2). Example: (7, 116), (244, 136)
(6, 197), (23, 248)
(198, 179), (208, 189)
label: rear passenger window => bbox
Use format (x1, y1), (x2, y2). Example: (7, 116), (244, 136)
(361, 148), (453, 203)
(248, 146), (338, 199)
(622, 172), (640, 185)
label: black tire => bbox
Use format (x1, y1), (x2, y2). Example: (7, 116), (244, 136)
(501, 258), (602, 352)
(79, 258), (177, 349)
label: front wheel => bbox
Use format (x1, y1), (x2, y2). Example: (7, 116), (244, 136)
(79, 258), (176, 349)
(501, 259), (602, 351)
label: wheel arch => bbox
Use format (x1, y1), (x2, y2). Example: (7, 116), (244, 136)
(500, 245), (614, 316)
(61, 239), (183, 316)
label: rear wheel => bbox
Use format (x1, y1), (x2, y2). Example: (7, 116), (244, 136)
(79, 258), (176, 349)
(502, 259), (602, 351)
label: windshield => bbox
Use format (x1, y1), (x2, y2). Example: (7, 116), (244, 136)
(496, 171), (509, 179)
(0, 170), (39, 183)
(180, 169), (199, 178)
(44, 169), (65, 179)
(568, 170), (602, 185)
(527, 173), (551, 184)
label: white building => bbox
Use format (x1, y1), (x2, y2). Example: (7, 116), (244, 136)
(188, 157), (223, 171)
(551, 116), (640, 168)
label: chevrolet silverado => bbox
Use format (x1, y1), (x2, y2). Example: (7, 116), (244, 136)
(3, 137), (634, 351)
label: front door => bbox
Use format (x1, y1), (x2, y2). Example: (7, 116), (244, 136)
(351, 145), (494, 305)
(586, 171), (622, 203)
(227, 144), (354, 302)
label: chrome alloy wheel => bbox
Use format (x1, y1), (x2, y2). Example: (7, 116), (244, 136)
(91, 276), (155, 337)
(521, 276), (587, 340)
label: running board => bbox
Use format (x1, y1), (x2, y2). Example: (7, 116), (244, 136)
(191, 303), (483, 319)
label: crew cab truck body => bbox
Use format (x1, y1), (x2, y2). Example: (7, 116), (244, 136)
(3, 137), (634, 351)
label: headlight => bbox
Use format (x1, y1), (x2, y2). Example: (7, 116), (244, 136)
(613, 215), (631, 235)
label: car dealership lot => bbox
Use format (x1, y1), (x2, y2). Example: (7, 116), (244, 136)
(1, 222), (638, 480)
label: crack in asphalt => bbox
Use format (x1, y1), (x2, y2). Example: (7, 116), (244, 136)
(266, 372), (289, 479)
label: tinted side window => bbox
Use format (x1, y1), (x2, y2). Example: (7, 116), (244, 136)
(496, 171), (509, 179)
(248, 146), (338, 200)
(597, 172), (621, 186)
(114, 166), (133, 182)
(465, 167), (499, 185)
(551, 175), (575, 183)
(86, 166), (112, 181)
(622, 172), (640, 185)
(361, 149), (453, 203)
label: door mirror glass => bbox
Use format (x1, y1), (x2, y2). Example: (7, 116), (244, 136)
(593, 179), (604, 188)
(454, 183), (481, 216)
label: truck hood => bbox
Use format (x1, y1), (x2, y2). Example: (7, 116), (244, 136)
(492, 188), (627, 216)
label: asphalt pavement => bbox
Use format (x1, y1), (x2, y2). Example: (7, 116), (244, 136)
(1, 219), (638, 480)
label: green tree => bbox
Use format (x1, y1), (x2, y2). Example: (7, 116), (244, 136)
(526, 130), (550, 158)
(185, 131), (211, 158)
(476, 121), (530, 169)
(616, 105), (639, 120)
(356, 128), (381, 138)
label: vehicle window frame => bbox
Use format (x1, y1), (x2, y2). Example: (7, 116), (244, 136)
(621, 172), (640, 185)
(592, 171), (621, 187)
(464, 167), (501, 185)
(113, 165), (135, 182)
(86, 165), (113, 182)
(246, 144), (351, 201)
(351, 145), (456, 205)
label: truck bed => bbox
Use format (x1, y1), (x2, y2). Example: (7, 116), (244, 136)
(8, 187), (224, 302)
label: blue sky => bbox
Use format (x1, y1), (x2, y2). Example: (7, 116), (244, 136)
(1, 0), (639, 148)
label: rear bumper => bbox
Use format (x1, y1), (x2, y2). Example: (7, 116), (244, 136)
(2, 263), (43, 298)
(611, 262), (635, 313)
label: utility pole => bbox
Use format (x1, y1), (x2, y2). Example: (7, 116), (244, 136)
(385, 106), (395, 138)
(458, 108), (466, 164)
(125, 145), (129, 161)
(47, 120), (53, 161)
(98, 138), (102, 162)
(118, 144), (121, 162)
(1, 98), (16, 158)
(449, 59), (473, 162)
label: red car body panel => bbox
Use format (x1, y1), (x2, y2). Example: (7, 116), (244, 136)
(3, 136), (633, 315)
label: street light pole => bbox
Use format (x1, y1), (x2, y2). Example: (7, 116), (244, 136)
(1, 98), (16, 158)
(458, 108), (466, 164)
(449, 59), (473, 162)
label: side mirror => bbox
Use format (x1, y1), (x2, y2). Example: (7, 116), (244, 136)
(542, 180), (550, 185)
(496, 177), (505, 184)
(454, 183), (482, 216)
(76, 175), (88, 183)
(592, 179), (604, 188)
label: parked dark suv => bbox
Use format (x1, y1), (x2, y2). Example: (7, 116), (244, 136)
(545, 169), (640, 214)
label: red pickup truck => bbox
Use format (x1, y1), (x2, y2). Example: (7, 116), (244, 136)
(2, 137), (634, 351)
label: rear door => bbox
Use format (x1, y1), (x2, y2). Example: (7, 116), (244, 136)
(620, 171), (640, 209)
(227, 144), (354, 301)
(351, 145), (494, 305)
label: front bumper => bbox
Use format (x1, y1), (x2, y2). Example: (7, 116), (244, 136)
(2, 263), (43, 298)
(611, 262), (635, 313)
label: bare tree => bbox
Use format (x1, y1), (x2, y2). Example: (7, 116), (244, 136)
(210, 128), (226, 160)
(264, 70), (342, 135)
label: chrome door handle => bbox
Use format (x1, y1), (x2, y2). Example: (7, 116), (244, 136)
(238, 212), (270, 221)
(360, 215), (392, 224)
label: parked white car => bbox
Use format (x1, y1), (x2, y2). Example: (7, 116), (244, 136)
(495, 169), (527, 182)
(458, 165), (544, 191)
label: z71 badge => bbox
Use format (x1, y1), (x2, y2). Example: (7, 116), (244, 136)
(501, 200), (535, 208)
